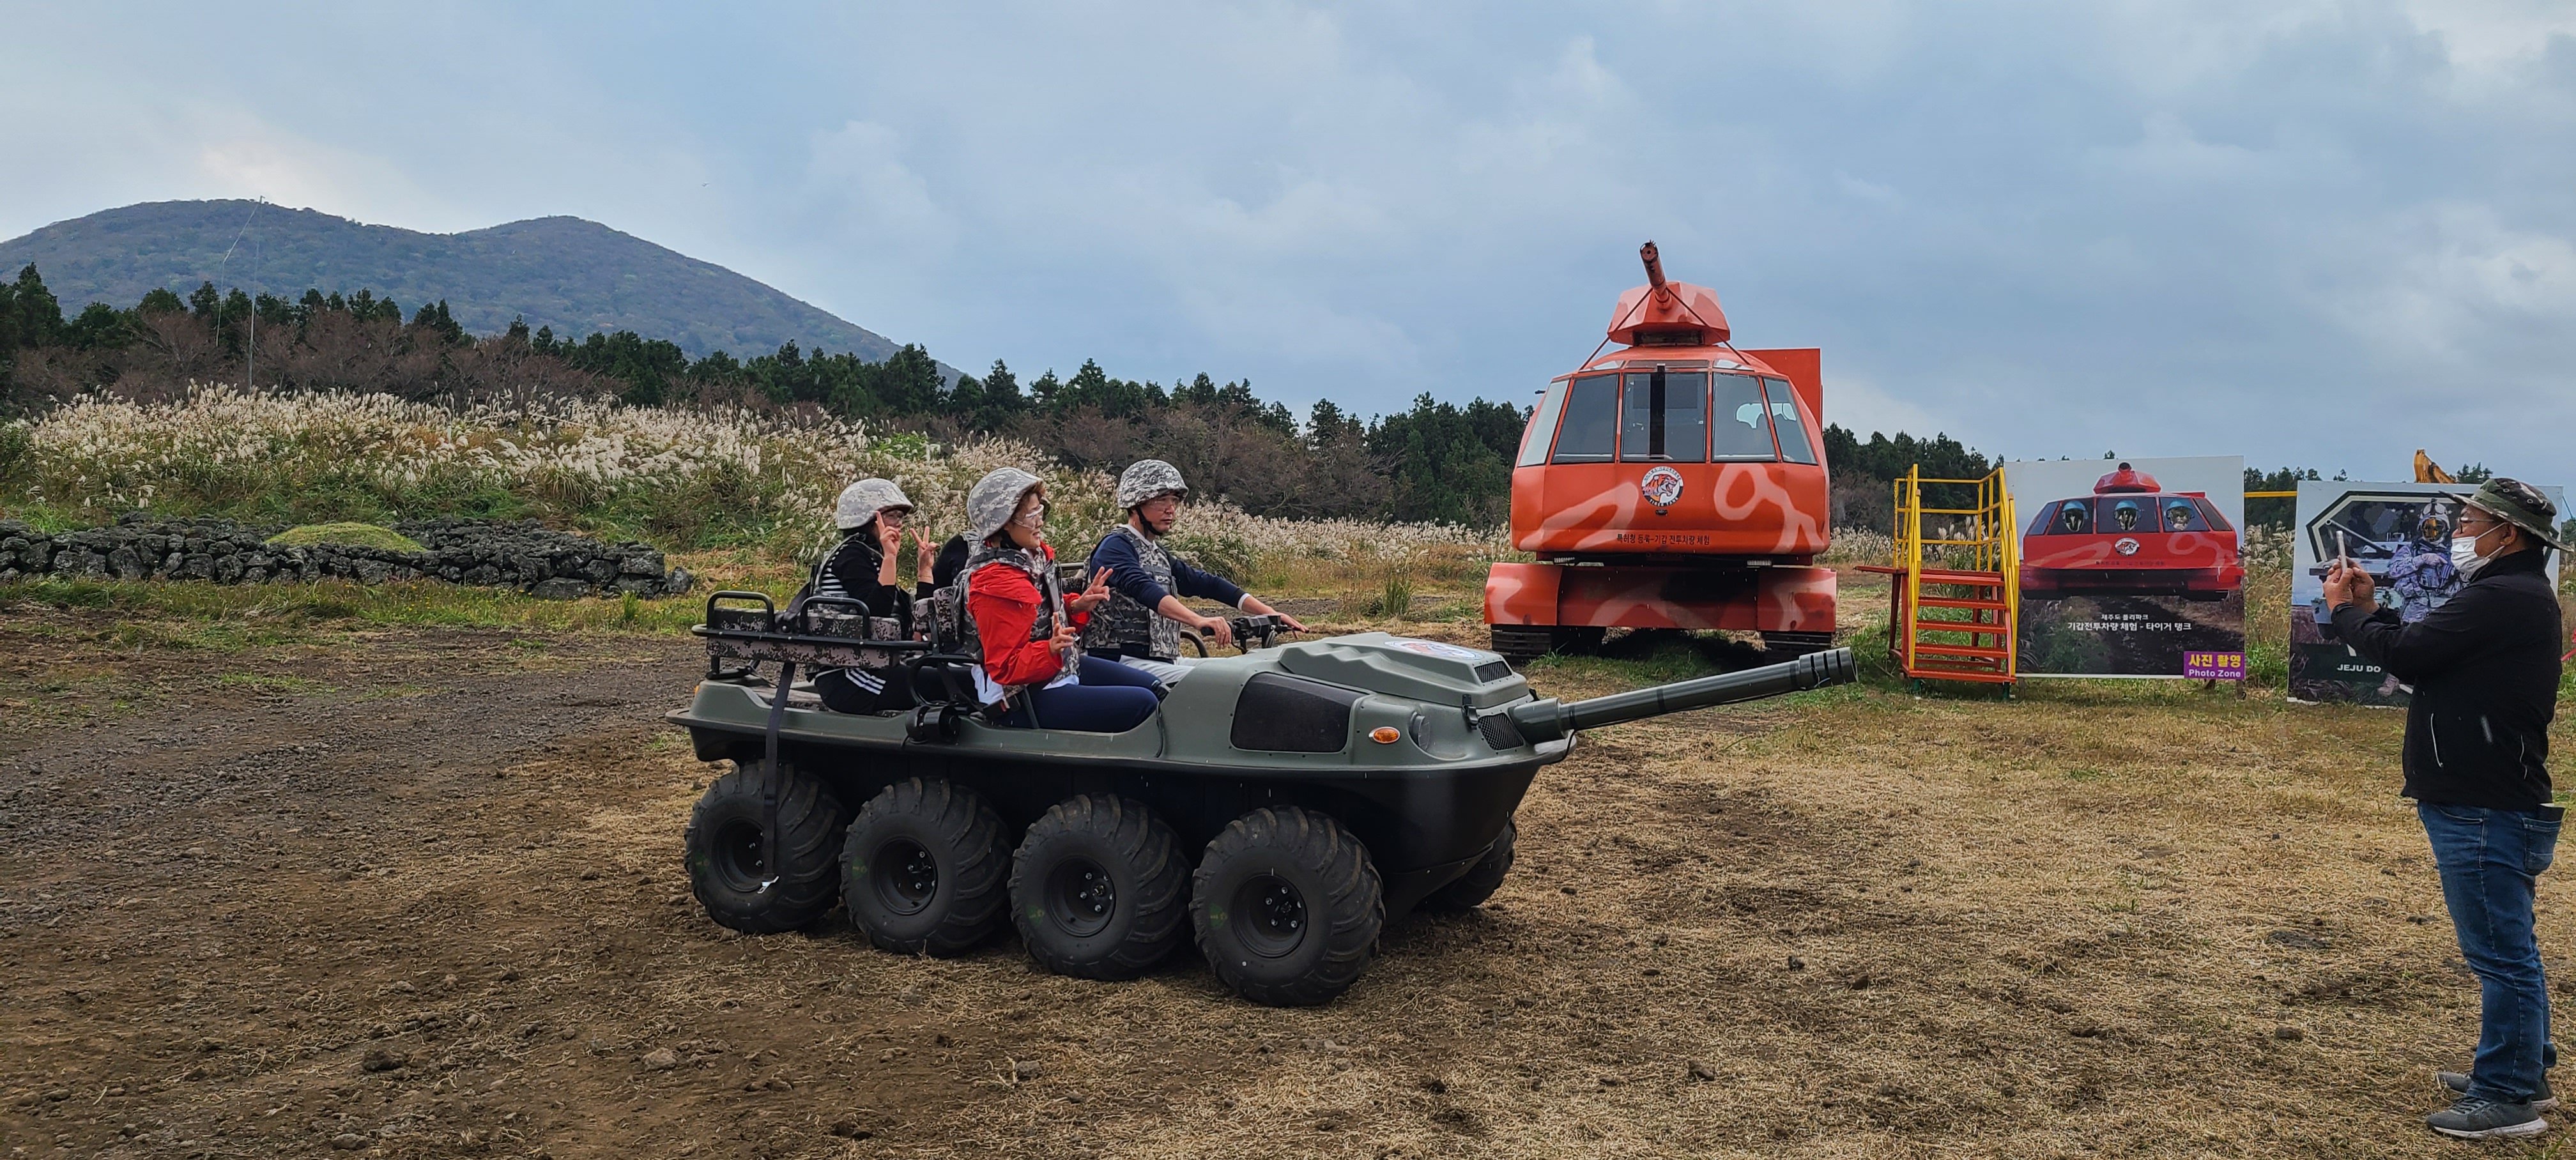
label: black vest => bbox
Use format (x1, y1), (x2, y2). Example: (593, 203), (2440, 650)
(1081, 524), (1184, 660)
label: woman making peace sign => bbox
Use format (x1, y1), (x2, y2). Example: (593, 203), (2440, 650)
(954, 468), (1163, 732)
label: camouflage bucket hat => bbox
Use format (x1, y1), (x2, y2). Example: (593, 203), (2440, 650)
(966, 468), (1043, 544)
(832, 478), (914, 530)
(1116, 459), (1189, 510)
(2460, 477), (2566, 551)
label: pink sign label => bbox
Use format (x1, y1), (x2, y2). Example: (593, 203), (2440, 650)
(2183, 651), (2245, 680)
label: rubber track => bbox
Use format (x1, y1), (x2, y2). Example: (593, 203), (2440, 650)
(844, 777), (1011, 956)
(1009, 794), (1189, 979)
(1489, 625), (1553, 662)
(684, 764), (848, 935)
(1194, 805), (1384, 1006)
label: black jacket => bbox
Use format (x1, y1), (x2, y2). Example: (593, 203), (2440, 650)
(2331, 549), (2563, 809)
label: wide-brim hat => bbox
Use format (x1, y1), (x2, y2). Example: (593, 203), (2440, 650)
(2460, 477), (2567, 551)
(833, 478), (914, 530)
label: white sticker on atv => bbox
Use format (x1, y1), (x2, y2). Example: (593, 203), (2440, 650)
(1388, 638), (1484, 660)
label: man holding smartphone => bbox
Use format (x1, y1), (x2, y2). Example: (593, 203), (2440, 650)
(2326, 478), (2567, 1139)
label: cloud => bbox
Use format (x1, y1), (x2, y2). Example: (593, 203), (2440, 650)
(3, 1), (2572, 477)
(802, 121), (954, 256)
(2401, 0), (2576, 69)
(192, 128), (460, 231)
(1825, 371), (1943, 443)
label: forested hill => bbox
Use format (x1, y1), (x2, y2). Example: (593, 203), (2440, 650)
(0, 200), (934, 369)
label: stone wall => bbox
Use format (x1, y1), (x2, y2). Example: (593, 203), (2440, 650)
(0, 514), (693, 599)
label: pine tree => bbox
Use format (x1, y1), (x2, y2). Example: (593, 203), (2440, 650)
(875, 344), (943, 415)
(65, 302), (126, 349)
(972, 359), (1023, 430)
(8, 266), (62, 349)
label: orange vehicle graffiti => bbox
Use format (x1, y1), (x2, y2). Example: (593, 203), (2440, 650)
(2018, 462), (2243, 599)
(1483, 242), (1837, 659)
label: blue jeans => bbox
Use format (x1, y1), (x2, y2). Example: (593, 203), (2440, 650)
(999, 655), (1161, 733)
(2419, 802), (2564, 1103)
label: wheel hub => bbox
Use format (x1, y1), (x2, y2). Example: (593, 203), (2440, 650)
(871, 838), (938, 915)
(716, 820), (767, 889)
(1045, 857), (1117, 938)
(1232, 873), (1308, 958)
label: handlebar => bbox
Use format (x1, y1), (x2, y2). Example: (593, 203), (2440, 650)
(1186, 613), (1297, 654)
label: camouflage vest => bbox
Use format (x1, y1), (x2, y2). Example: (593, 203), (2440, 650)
(954, 544), (1059, 677)
(1080, 524), (1183, 660)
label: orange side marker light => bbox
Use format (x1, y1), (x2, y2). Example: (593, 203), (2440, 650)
(1368, 726), (1401, 744)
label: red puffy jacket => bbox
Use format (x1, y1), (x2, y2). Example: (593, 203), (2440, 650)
(966, 545), (1089, 689)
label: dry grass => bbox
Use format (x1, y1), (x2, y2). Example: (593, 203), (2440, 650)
(507, 618), (2563, 1158)
(745, 628), (2554, 1159)
(10, 570), (2574, 1157)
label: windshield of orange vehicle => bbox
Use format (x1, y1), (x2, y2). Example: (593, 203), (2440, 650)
(1549, 374), (1619, 462)
(1712, 374), (1776, 459)
(1620, 370), (1708, 462)
(2032, 496), (2193, 535)
(1517, 379), (1568, 467)
(1760, 378), (1818, 465)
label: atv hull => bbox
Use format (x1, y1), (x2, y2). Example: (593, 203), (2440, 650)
(669, 676), (1565, 919)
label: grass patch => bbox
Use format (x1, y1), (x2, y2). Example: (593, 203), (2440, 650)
(264, 522), (425, 553)
(0, 567), (749, 650)
(0, 548), (805, 650)
(211, 672), (328, 694)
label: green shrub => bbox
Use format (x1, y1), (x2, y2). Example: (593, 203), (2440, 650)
(1167, 531), (1256, 582)
(0, 422), (29, 485)
(265, 523), (425, 553)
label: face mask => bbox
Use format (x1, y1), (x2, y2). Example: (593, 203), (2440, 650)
(2452, 523), (2498, 579)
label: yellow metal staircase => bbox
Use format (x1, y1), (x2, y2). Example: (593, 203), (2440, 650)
(1883, 466), (2018, 685)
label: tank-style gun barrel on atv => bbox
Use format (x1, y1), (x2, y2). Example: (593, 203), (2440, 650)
(1506, 647), (1855, 742)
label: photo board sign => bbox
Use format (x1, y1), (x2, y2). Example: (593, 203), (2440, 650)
(2002, 456), (2247, 679)
(2285, 479), (2565, 705)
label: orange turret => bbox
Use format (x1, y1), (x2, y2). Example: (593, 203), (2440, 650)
(1607, 241), (1731, 346)
(1483, 244), (1837, 661)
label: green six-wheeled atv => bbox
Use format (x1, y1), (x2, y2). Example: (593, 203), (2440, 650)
(668, 591), (1851, 1005)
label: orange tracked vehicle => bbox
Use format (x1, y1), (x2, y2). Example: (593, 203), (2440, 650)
(1483, 243), (1836, 660)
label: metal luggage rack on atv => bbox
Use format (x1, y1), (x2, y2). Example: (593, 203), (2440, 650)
(697, 588), (979, 741)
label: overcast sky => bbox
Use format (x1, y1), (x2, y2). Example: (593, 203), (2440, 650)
(5, 1), (2570, 478)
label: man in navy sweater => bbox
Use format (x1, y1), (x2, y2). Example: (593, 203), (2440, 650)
(1082, 460), (1307, 683)
(2327, 478), (2566, 1140)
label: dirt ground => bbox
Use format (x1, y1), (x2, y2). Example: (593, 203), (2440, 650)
(4, 614), (2573, 1159)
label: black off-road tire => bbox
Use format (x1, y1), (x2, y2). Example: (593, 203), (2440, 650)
(1420, 819), (1515, 912)
(1191, 806), (1384, 1006)
(1008, 795), (1190, 980)
(684, 763), (850, 935)
(840, 778), (1012, 956)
